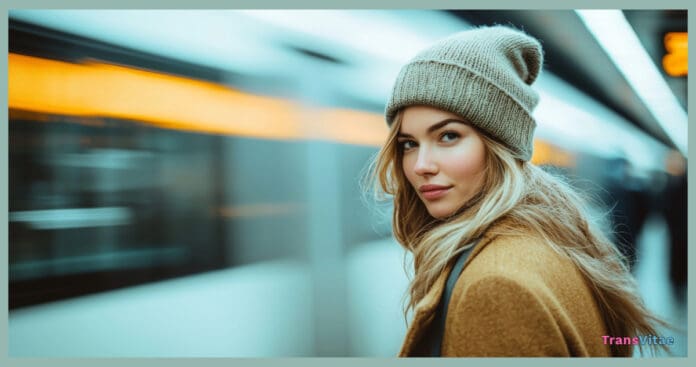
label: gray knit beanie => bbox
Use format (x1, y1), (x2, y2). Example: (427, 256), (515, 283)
(385, 25), (543, 161)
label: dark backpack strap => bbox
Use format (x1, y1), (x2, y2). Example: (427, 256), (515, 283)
(430, 238), (480, 357)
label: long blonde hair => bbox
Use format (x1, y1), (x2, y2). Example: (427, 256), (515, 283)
(364, 112), (670, 356)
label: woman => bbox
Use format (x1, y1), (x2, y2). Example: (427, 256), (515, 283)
(366, 25), (668, 357)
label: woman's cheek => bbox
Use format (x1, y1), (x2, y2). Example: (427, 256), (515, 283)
(448, 145), (485, 177)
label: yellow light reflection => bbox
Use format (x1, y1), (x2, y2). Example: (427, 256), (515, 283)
(9, 52), (572, 167)
(663, 32), (687, 77)
(9, 53), (391, 145)
(531, 140), (576, 168)
(312, 109), (389, 146)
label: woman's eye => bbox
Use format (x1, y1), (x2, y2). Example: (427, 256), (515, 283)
(400, 140), (416, 150)
(441, 131), (460, 142)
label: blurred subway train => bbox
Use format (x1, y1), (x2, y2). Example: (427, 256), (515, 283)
(7, 10), (687, 357)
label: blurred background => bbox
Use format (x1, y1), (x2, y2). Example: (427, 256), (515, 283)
(7, 9), (687, 357)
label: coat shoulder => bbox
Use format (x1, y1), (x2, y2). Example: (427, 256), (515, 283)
(464, 233), (576, 287)
(441, 233), (612, 356)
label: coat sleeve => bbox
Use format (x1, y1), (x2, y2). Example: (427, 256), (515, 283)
(443, 274), (571, 356)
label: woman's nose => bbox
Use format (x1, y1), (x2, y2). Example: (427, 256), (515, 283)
(413, 148), (438, 176)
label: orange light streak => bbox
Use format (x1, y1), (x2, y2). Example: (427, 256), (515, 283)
(9, 53), (571, 166)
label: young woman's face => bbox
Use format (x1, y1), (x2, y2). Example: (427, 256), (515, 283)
(398, 106), (487, 219)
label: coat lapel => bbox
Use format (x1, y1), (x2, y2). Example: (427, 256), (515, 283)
(397, 261), (451, 356)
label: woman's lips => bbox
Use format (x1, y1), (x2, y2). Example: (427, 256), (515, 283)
(421, 187), (451, 200)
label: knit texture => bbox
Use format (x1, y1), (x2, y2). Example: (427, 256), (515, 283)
(385, 25), (543, 161)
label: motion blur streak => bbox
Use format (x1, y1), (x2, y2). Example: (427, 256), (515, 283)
(8, 53), (569, 163)
(312, 109), (389, 147)
(531, 140), (576, 167)
(8, 53), (388, 146)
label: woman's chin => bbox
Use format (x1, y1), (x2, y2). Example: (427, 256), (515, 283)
(426, 205), (456, 220)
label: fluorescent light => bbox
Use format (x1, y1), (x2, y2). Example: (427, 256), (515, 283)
(9, 10), (303, 76)
(237, 10), (466, 64)
(575, 10), (687, 156)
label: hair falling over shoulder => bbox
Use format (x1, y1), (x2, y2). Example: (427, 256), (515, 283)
(362, 113), (672, 357)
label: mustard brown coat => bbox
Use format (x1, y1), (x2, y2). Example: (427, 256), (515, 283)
(398, 223), (613, 357)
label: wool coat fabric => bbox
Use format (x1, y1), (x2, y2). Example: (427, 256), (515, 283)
(398, 222), (613, 357)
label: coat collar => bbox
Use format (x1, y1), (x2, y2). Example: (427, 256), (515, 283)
(397, 222), (502, 356)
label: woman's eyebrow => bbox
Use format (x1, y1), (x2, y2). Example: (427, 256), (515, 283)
(398, 119), (466, 138)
